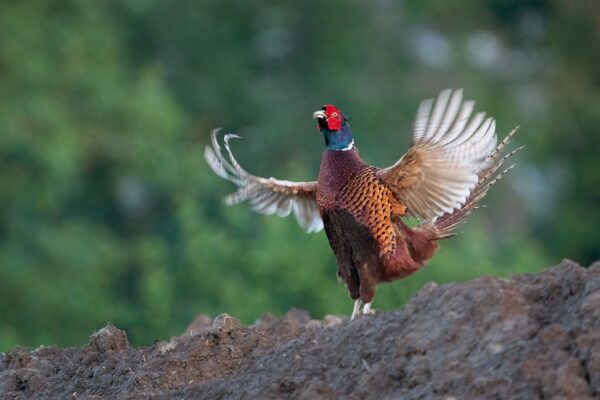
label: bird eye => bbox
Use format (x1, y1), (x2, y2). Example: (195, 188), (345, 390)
(332, 112), (339, 118)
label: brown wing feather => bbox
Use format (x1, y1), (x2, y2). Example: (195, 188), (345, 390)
(204, 129), (323, 233)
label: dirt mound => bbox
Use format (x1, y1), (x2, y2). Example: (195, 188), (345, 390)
(1, 259), (599, 399)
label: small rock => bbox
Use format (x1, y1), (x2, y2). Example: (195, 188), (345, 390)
(88, 325), (129, 352)
(252, 313), (276, 331)
(157, 338), (178, 354)
(281, 309), (312, 326)
(323, 315), (344, 327)
(4, 346), (31, 369)
(211, 314), (242, 334)
(185, 314), (212, 336)
(305, 320), (322, 330)
(537, 323), (569, 348)
(487, 343), (503, 355)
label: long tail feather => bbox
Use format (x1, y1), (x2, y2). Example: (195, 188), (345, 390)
(430, 127), (522, 238)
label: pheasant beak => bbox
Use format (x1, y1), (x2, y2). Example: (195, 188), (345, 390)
(312, 110), (327, 120)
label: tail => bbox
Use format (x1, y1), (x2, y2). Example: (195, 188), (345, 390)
(386, 127), (522, 276)
(432, 126), (523, 239)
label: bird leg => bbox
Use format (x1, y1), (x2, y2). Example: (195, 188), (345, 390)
(351, 299), (363, 320)
(363, 302), (374, 315)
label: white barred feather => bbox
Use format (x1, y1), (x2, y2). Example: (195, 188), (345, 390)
(379, 89), (502, 222)
(204, 129), (323, 233)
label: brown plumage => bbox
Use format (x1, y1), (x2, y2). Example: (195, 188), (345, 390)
(205, 89), (522, 318)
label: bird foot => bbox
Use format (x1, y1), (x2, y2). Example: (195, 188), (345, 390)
(351, 300), (375, 319)
(363, 302), (375, 315)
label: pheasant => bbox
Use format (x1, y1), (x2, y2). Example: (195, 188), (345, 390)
(205, 89), (522, 319)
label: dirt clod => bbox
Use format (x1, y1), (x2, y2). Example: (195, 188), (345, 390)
(88, 325), (129, 353)
(1, 259), (599, 399)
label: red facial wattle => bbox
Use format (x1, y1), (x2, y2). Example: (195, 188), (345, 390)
(324, 104), (342, 131)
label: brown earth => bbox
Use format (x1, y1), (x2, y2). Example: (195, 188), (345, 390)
(1, 259), (599, 399)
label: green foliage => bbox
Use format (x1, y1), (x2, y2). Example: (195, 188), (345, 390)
(0, 1), (597, 351)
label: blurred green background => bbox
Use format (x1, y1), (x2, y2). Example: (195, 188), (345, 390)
(1, 1), (599, 351)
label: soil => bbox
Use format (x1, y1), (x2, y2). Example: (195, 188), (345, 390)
(1, 259), (599, 399)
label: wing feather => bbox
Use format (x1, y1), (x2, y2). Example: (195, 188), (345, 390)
(204, 129), (323, 233)
(378, 89), (500, 222)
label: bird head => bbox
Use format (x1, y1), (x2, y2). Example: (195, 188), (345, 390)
(313, 104), (354, 151)
(312, 104), (344, 132)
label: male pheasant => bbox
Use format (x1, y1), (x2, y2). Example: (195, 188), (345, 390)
(205, 89), (521, 319)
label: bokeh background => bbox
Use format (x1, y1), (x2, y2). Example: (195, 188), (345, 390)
(1, 1), (599, 351)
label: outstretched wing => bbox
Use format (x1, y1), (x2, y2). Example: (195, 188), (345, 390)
(378, 89), (499, 222)
(204, 129), (323, 233)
